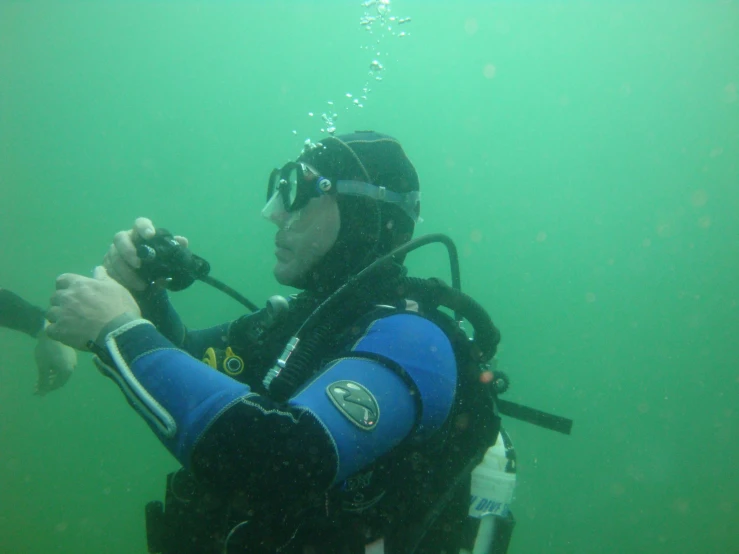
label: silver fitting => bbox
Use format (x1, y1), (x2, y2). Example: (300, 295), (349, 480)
(262, 336), (300, 390)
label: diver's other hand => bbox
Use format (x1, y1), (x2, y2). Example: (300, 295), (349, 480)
(103, 217), (189, 292)
(46, 266), (142, 350)
(34, 322), (76, 396)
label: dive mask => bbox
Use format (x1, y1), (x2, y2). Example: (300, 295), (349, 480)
(262, 161), (421, 223)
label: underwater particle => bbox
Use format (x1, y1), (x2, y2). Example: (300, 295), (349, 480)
(54, 522), (68, 533)
(610, 483), (625, 497)
(535, 231), (547, 242)
(709, 147), (723, 158)
(672, 498), (690, 514)
(698, 215), (711, 229)
(479, 370), (494, 384)
(637, 402), (649, 414)
(470, 229), (483, 243)
(327, 125), (336, 134)
(308, 112), (314, 117)
(398, 17), (411, 24)
(691, 189), (708, 207)
(723, 83), (737, 103)
(376, 0), (390, 16)
(483, 64), (497, 79)
(465, 18), (479, 35)
(585, 292), (596, 303)
(642, 238), (652, 248)
(398, 31), (408, 37)
(455, 412), (471, 431)
(292, 130), (297, 135)
(346, 93), (353, 98)
(656, 222), (672, 238)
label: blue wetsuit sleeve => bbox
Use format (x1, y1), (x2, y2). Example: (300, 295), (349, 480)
(288, 357), (415, 484)
(96, 313), (456, 499)
(96, 319), (339, 497)
(287, 313), (457, 483)
(349, 313), (457, 440)
(95, 319), (250, 464)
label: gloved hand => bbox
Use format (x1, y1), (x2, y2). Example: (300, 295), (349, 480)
(46, 266), (142, 351)
(103, 217), (189, 292)
(33, 322), (77, 395)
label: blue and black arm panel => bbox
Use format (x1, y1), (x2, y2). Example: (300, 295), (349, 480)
(287, 312), (458, 483)
(95, 312), (456, 500)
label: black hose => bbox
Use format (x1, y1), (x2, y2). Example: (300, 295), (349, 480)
(267, 234), (501, 399)
(199, 275), (259, 313)
(294, 234), (462, 340)
(399, 277), (500, 362)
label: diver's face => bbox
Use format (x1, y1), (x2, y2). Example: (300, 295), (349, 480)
(269, 195), (340, 287)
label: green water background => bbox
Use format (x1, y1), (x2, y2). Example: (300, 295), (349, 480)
(1, 1), (737, 552)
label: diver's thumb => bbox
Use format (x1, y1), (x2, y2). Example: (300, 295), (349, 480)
(93, 265), (111, 281)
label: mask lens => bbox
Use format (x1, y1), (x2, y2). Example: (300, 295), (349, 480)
(267, 168), (280, 203)
(261, 188), (285, 221)
(286, 168), (300, 209)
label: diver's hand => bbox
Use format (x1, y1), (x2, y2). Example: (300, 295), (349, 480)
(34, 322), (76, 396)
(103, 217), (189, 292)
(46, 266), (142, 351)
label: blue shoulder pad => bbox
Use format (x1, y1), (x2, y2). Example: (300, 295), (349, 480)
(351, 313), (457, 439)
(289, 357), (416, 484)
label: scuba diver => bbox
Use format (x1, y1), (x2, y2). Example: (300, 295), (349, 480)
(0, 287), (77, 395)
(45, 132), (570, 553)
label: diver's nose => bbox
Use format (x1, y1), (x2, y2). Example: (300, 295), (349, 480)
(267, 209), (291, 228)
(261, 193), (290, 228)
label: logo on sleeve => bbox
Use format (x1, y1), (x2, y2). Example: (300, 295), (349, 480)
(326, 380), (379, 431)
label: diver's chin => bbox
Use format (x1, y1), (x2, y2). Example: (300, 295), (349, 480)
(273, 261), (300, 287)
